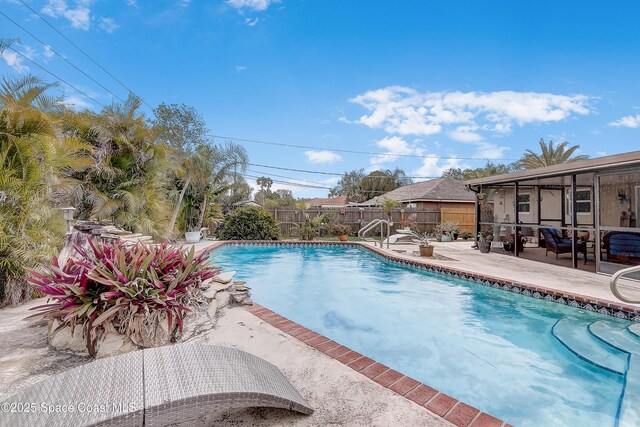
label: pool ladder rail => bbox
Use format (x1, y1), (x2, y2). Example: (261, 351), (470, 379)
(358, 219), (390, 249)
(610, 265), (640, 304)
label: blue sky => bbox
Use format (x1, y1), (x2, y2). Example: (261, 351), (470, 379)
(2, 0), (640, 198)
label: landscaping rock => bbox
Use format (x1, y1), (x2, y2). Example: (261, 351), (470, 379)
(208, 300), (219, 319)
(215, 291), (231, 308)
(212, 271), (236, 284)
(49, 325), (86, 353)
(95, 332), (136, 359)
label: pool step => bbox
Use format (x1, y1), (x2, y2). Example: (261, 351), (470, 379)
(618, 354), (639, 427)
(627, 323), (640, 339)
(589, 320), (640, 354)
(552, 318), (627, 375)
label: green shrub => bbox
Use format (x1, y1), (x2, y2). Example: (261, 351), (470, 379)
(216, 206), (279, 240)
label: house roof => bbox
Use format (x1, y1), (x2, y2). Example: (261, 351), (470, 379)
(358, 178), (475, 205)
(306, 195), (348, 207)
(466, 150), (640, 187)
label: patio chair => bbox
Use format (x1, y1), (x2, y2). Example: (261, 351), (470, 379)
(603, 231), (640, 265)
(0, 344), (313, 427)
(540, 227), (573, 259)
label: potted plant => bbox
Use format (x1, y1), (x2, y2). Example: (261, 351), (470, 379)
(503, 239), (514, 252)
(478, 231), (492, 253)
(185, 228), (204, 243)
(418, 233), (434, 257)
(330, 223), (352, 242)
(434, 220), (459, 243)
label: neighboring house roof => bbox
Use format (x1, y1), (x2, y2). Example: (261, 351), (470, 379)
(358, 178), (475, 206)
(466, 150), (640, 187)
(306, 195), (348, 207)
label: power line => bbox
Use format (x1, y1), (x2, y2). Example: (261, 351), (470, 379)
(242, 171), (429, 195)
(7, 46), (104, 107)
(16, 0), (153, 110)
(214, 134), (519, 161)
(0, 10), (126, 104)
(248, 162), (439, 179)
(241, 173), (332, 190)
(246, 169), (333, 187)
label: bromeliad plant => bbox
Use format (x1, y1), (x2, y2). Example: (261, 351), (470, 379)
(28, 238), (219, 356)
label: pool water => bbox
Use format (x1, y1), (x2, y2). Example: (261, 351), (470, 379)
(212, 244), (632, 426)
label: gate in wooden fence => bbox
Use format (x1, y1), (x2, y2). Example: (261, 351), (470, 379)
(440, 207), (475, 233)
(266, 207), (441, 237)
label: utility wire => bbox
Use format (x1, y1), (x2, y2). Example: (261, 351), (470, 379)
(16, 0), (153, 110)
(246, 169), (333, 187)
(0, 10), (126, 104)
(7, 46), (104, 107)
(214, 134), (518, 161)
(248, 162), (439, 179)
(243, 172), (427, 195)
(241, 173), (332, 190)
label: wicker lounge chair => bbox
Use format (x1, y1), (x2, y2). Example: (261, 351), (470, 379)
(540, 227), (573, 259)
(0, 344), (313, 427)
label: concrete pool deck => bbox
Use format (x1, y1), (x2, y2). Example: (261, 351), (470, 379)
(360, 239), (640, 311)
(0, 299), (455, 427)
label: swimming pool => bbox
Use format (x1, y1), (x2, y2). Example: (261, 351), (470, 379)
(212, 243), (638, 427)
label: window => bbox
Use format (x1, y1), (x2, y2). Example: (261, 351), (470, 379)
(406, 203), (417, 209)
(567, 188), (592, 215)
(517, 193), (530, 213)
(575, 189), (591, 214)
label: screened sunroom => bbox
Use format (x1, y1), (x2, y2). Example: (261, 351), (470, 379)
(466, 151), (640, 276)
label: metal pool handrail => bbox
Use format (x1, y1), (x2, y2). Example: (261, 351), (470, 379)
(358, 219), (390, 248)
(610, 265), (640, 303)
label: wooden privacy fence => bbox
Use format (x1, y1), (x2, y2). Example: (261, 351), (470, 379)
(440, 207), (476, 233)
(265, 207), (442, 237)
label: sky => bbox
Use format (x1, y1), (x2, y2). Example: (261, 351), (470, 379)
(1, 0), (640, 198)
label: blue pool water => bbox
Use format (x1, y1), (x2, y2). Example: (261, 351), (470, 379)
(212, 244), (634, 426)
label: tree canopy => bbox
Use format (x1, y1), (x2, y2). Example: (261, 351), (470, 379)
(329, 168), (412, 203)
(442, 162), (517, 181)
(516, 138), (589, 169)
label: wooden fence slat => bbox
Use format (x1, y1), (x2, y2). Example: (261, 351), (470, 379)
(440, 207), (475, 233)
(265, 207), (443, 237)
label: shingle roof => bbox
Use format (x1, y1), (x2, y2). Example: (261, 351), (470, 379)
(466, 150), (640, 186)
(359, 178), (475, 205)
(307, 195), (348, 207)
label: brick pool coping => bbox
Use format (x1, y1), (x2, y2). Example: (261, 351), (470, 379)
(245, 303), (509, 427)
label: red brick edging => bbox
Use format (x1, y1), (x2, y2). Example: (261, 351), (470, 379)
(245, 303), (512, 427)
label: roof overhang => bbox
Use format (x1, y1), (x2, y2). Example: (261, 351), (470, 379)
(465, 150), (640, 189)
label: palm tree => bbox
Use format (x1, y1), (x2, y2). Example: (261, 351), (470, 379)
(517, 139), (590, 169)
(167, 141), (248, 235)
(57, 96), (171, 239)
(0, 75), (91, 306)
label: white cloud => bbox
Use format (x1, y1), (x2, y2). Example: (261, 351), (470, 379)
(414, 156), (463, 178)
(98, 18), (119, 33)
(244, 17), (259, 26)
(235, 65), (247, 72)
(1, 49), (29, 73)
(42, 44), (55, 60)
(177, 0), (191, 7)
(348, 86), (592, 138)
(42, 0), (92, 31)
(609, 114), (640, 128)
(370, 136), (424, 167)
(227, 0), (280, 12)
(62, 95), (93, 110)
(125, 0), (138, 6)
(304, 150), (342, 164)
